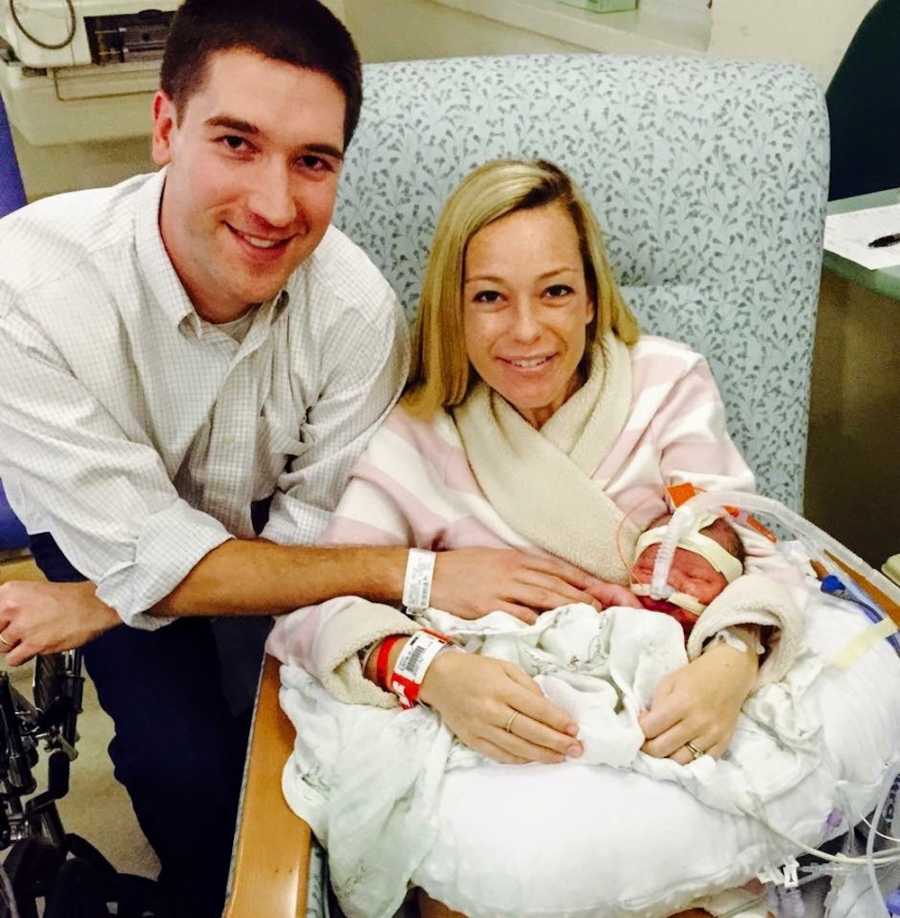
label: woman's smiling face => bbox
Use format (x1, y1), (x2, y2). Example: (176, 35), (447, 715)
(462, 203), (595, 429)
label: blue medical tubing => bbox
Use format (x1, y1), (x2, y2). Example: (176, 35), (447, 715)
(887, 888), (900, 915)
(0, 96), (26, 216)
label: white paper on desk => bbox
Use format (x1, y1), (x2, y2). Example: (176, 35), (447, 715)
(824, 204), (900, 269)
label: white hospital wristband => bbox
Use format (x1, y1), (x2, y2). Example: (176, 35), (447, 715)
(390, 630), (451, 708)
(403, 548), (436, 612)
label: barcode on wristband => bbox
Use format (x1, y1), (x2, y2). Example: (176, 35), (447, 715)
(405, 644), (426, 672)
(392, 630), (449, 703)
(403, 549), (436, 610)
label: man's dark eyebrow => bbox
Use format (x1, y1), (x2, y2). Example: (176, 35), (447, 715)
(205, 115), (259, 135)
(304, 142), (345, 163)
(203, 116), (344, 162)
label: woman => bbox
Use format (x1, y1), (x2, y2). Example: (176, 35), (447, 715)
(269, 160), (799, 917)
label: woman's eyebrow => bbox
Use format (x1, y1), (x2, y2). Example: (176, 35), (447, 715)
(464, 274), (504, 285)
(464, 265), (577, 285)
(536, 266), (578, 279)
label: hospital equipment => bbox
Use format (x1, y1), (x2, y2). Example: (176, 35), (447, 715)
(649, 492), (900, 915)
(631, 511), (744, 618)
(650, 489), (900, 622)
(0, 0), (178, 144)
(0, 653), (162, 916)
(820, 573), (900, 657)
(0, 652), (81, 912)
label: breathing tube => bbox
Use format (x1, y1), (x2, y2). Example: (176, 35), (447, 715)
(649, 491), (900, 644)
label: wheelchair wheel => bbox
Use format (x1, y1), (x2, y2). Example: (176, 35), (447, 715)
(0, 835), (65, 918)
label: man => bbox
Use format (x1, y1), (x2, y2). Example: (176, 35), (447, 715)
(0, 1), (607, 913)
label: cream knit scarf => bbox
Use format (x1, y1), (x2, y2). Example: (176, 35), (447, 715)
(453, 332), (639, 585)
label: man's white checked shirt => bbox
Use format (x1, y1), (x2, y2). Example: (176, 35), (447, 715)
(0, 170), (409, 627)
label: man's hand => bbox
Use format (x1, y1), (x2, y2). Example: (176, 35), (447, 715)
(0, 581), (121, 666)
(430, 548), (618, 624)
(638, 638), (758, 764)
(419, 649), (583, 764)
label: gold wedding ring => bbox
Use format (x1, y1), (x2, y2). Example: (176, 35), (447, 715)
(686, 740), (704, 761)
(504, 711), (520, 733)
(0, 634), (11, 648)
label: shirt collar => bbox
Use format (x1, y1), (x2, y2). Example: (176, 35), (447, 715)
(134, 168), (291, 336)
(134, 168), (198, 332)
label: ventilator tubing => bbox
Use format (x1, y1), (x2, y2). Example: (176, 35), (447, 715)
(649, 490), (900, 611)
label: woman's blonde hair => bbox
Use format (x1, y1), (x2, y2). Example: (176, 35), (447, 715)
(404, 159), (640, 418)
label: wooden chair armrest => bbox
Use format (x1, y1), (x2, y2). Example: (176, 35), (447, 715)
(224, 653), (311, 918)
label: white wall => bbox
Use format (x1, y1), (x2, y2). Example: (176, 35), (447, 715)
(350, 0), (877, 84)
(709, 0), (874, 85)
(346, 0), (581, 62)
(11, 127), (154, 203)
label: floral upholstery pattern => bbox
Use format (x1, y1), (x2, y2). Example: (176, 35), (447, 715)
(334, 54), (828, 511)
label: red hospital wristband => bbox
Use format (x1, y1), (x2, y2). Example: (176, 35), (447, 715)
(375, 635), (404, 690)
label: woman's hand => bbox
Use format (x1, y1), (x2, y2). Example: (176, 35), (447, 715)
(638, 638), (758, 764)
(419, 649), (583, 765)
(585, 581), (643, 610)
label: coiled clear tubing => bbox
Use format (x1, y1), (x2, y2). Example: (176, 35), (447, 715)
(649, 490), (900, 610)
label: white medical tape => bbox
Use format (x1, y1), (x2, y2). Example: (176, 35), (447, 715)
(707, 626), (765, 656)
(631, 583), (706, 616)
(634, 513), (743, 584)
(830, 617), (899, 669)
(403, 548), (436, 611)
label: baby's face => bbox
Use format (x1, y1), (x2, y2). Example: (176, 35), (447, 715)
(631, 543), (727, 605)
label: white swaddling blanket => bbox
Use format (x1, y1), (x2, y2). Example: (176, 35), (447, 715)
(278, 594), (900, 918)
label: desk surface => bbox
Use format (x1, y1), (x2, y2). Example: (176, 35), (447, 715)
(825, 188), (900, 299)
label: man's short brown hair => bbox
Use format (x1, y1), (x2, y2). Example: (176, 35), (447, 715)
(160, 0), (362, 147)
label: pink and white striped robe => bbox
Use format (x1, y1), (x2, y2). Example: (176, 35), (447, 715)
(267, 335), (803, 703)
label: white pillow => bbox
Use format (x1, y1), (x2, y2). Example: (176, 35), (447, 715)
(279, 592), (900, 917)
(411, 596), (900, 917)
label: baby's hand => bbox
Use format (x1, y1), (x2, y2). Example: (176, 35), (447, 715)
(584, 580), (643, 610)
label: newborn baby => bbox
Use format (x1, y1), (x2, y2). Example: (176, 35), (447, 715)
(629, 513), (746, 638)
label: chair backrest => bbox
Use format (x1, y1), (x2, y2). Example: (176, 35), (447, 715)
(334, 54), (828, 512)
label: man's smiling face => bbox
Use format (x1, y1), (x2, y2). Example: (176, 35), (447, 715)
(151, 48), (346, 322)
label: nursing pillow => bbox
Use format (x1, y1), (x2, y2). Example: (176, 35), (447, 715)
(411, 595), (900, 917)
(279, 588), (900, 918)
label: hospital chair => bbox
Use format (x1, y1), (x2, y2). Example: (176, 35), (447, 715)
(222, 53), (885, 916)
